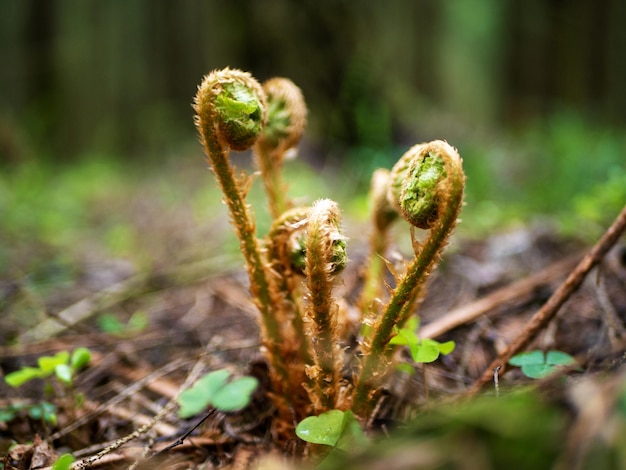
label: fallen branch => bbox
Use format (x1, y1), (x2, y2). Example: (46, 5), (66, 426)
(419, 252), (583, 340)
(467, 204), (626, 396)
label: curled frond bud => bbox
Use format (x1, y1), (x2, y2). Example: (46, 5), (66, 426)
(353, 141), (465, 418)
(194, 68), (267, 151)
(370, 168), (399, 232)
(268, 207), (310, 275)
(257, 77), (307, 155)
(304, 198), (346, 411)
(388, 141), (464, 229)
(306, 199), (348, 276)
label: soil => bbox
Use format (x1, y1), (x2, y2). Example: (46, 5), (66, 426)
(2, 212), (626, 469)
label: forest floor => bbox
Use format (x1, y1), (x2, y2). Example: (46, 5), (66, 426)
(1, 160), (626, 469)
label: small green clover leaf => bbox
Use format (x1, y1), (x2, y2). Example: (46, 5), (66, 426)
(5, 367), (44, 388)
(5, 348), (91, 388)
(71, 347), (92, 370)
(212, 376), (259, 412)
(0, 402), (58, 425)
(296, 409), (344, 446)
(0, 407), (18, 422)
(55, 364), (73, 385)
(98, 312), (148, 337)
(296, 410), (367, 450)
(51, 453), (75, 470)
(0, 403), (28, 422)
(389, 316), (455, 364)
(509, 350), (578, 379)
(57, 348), (91, 385)
(38, 351), (70, 375)
(177, 369), (258, 418)
(28, 401), (58, 425)
(334, 410), (368, 451)
(178, 369), (229, 418)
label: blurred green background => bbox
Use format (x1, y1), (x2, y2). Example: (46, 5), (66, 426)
(1, 0), (626, 278)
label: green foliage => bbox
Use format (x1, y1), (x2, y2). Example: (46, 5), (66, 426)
(296, 410), (344, 446)
(51, 453), (75, 470)
(317, 390), (567, 470)
(0, 158), (146, 279)
(213, 81), (265, 150)
(508, 350), (579, 379)
(460, 112), (626, 238)
(194, 68), (466, 429)
(296, 410), (367, 449)
(0, 160), (122, 249)
(5, 348), (91, 388)
(389, 317), (455, 364)
(398, 153), (446, 229)
(0, 401), (58, 426)
(97, 311), (148, 337)
(177, 369), (259, 418)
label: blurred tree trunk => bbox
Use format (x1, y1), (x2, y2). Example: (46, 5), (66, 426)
(1, 0), (625, 164)
(503, 0), (625, 124)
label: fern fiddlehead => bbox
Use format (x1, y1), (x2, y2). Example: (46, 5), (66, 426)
(303, 199), (347, 412)
(352, 140), (465, 418)
(193, 68), (291, 393)
(254, 77), (307, 218)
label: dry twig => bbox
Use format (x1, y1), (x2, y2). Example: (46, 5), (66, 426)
(467, 204), (626, 396)
(419, 252), (583, 339)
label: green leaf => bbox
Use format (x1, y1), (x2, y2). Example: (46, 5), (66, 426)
(296, 410), (345, 446)
(97, 313), (125, 335)
(390, 317), (420, 346)
(508, 350), (545, 367)
(335, 410), (368, 451)
(55, 364), (73, 385)
(212, 376), (258, 412)
(405, 316), (420, 332)
(412, 339), (441, 363)
(38, 351), (70, 375)
(396, 362), (415, 375)
(296, 410), (368, 449)
(0, 407), (18, 422)
(127, 311), (148, 332)
(390, 318), (452, 364)
(545, 350), (576, 366)
(98, 312), (147, 337)
(521, 363), (556, 379)
(70, 347), (92, 371)
(52, 453), (75, 470)
(29, 402), (57, 425)
(438, 340), (456, 355)
(5, 367), (44, 387)
(509, 350), (579, 379)
(389, 328), (419, 347)
(177, 369), (230, 418)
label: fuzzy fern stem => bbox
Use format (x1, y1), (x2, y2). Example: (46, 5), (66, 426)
(266, 207), (316, 407)
(358, 168), (399, 316)
(304, 199), (347, 412)
(254, 77), (307, 218)
(352, 141), (465, 418)
(193, 68), (290, 391)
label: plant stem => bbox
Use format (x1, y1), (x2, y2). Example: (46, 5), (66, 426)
(352, 142), (464, 418)
(359, 230), (390, 316)
(358, 169), (398, 318)
(193, 69), (291, 394)
(255, 146), (288, 218)
(304, 199), (345, 412)
(205, 140), (290, 388)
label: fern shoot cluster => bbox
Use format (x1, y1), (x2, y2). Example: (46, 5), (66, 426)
(193, 67), (465, 439)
